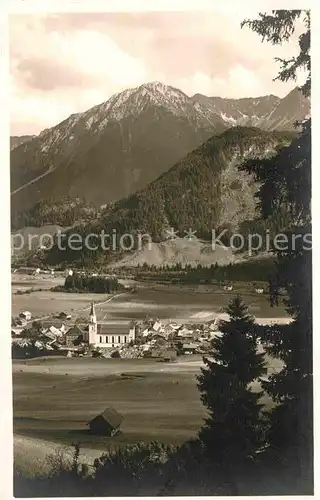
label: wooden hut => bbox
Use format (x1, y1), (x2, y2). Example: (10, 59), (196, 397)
(88, 407), (123, 436)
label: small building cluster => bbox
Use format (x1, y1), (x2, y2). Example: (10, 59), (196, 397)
(12, 303), (226, 359)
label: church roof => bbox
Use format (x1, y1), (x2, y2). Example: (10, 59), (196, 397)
(97, 321), (131, 335)
(90, 302), (96, 316)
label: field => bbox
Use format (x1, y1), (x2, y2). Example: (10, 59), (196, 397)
(13, 356), (205, 474)
(12, 274), (288, 475)
(13, 357), (205, 446)
(13, 354), (282, 476)
(12, 275), (289, 324)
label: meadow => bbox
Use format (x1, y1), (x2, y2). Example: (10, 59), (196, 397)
(12, 275), (289, 324)
(13, 353), (282, 477)
(13, 357), (205, 447)
(13, 356), (206, 475)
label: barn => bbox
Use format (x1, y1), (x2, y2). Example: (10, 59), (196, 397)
(88, 407), (123, 436)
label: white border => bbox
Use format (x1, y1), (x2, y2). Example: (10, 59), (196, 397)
(1, 1), (318, 500)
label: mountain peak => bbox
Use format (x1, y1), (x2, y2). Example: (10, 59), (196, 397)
(87, 81), (195, 124)
(141, 81), (169, 93)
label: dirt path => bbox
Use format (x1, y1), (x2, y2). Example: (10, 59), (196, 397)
(26, 292), (126, 324)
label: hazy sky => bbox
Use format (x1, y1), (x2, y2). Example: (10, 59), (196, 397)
(10, 11), (307, 136)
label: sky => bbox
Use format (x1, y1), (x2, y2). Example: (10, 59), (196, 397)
(9, 10), (307, 136)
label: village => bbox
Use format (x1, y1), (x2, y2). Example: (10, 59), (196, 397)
(11, 302), (227, 361)
(11, 266), (275, 364)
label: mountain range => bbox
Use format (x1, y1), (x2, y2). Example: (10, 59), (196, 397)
(11, 82), (309, 215)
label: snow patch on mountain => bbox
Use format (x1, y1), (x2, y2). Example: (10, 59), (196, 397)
(220, 112), (237, 125)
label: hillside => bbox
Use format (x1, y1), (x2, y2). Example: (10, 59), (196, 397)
(45, 127), (294, 267)
(11, 82), (308, 216)
(10, 135), (36, 151)
(111, 238), (239, 268)
(11, 224), (65, 269)
(11, 197), (98, 230)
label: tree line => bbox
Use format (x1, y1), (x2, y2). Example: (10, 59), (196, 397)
(134, 258), (276, 283)
(53, 273), (124, 294)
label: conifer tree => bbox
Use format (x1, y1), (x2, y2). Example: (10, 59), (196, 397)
(197, 297), (267, 465)
(241, 10), (312, 490)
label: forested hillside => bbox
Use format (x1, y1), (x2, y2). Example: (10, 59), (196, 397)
(45, 127), (294, 266)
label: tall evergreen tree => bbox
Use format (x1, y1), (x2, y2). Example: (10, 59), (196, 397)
(241, 10), (312, 491)
(197, 297), (267, 466)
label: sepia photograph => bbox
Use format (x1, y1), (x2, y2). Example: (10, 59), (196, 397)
(8, 3), (312, 497)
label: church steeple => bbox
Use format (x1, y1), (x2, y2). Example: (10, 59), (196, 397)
(88, 301), (98, 345)
(89, 301), (96, 323)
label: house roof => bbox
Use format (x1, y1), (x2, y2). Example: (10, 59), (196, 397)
(49, 326), (63, 336)
(58, 312), (68, 318)
(11, 328), (22, 336)
(66, 325), (84, 337)
(90, 407), (123, 429)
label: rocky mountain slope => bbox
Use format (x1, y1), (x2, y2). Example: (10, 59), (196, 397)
(11, 82), (308, 215)
(10, 82), (224, 214)
(45, 127), (293, 267)
(192, 87), (309, 130)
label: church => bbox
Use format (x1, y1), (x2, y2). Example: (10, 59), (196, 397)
(84, 302), (136, 348)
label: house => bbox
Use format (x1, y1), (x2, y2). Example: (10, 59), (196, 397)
(11, 328), (23, 337)
(19, 311), (32, 321)
(34, 340), (45, 350)
(181, 343), (199, 354)
(88, 407), (123, 436)
(48, 325), (64, 337)
(151, 333), (166, 342)
(57, 312), (68, 319)
(41, 330), (58, 342)
(142, 328), (151, 338)
(85, 303), (135, 348)
(209, 330), (223, 341)
(177, 326), (194, 338)
(65, 325), (85, 347)
(152, 320), (162, 332)
(168, 322), (180, 331)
